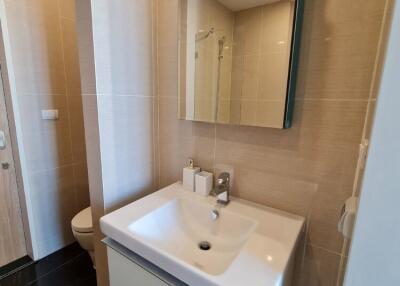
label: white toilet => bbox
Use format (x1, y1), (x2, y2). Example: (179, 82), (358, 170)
(71, 207), (95, 268)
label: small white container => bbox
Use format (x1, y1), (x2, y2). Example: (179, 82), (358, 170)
(195, 171), (213, 196)
(183, 159), (200, 192)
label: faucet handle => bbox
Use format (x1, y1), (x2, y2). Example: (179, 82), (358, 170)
(217, 172), (230, 185)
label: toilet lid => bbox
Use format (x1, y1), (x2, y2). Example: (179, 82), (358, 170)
(71, 207), (93, 233)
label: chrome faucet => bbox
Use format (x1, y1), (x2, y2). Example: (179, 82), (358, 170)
(211, 172), (230, 206)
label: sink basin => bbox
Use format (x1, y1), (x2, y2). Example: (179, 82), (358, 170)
(101, 183), (305, 286)
(128, 197), (257, 275)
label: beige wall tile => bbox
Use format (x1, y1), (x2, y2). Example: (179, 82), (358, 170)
(58, 0), (76, 20)
(233, 7), (262, 56)
(157, 44), (179, 97)
(6, 2), (67, 96)
(158, 96), (215, 186)
(256, 100), (286, 128)
(261, 1), (292, 53)
(308, 219), (344, 254)
(239, 100), (257, 125)
(61, 18), (82, 95)
(297, 245), (341, 286)
(217, 98), (231, 123)
(68, 95), (86, 162)
(73, 161), (90, 211)
(230, 56), (244, 100)
(5, 4), (64, 69)
(241, 55), (260, 100)
(258, 52), (288, 101)
(23, 127), (73, 172)
(12, 0), (60, 15)
(157, 0), (178, 47)
(297, 0), (384, 101)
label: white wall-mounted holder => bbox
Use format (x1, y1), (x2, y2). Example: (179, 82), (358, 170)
(338, 196), (359, 239)
(0, 130), (6, 150)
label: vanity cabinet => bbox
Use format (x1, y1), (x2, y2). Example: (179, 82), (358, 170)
(105, 238), (187, 286)
(108, 247), (168, 286)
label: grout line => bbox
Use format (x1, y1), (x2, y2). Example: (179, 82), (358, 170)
(17, 92), (67, 97)
(295, 98), (370, 102)
(255, 5), (264, 124)
(95, 93), (156, 98)
(28, 162), (83, 175)
(336, 238), (350, 286)
(212, 123), (217, 173)
(56, 0), (79, 213)
(154, 0), (161, 188)
(307, 243), (343, 256)
(60, 16), (76, 22)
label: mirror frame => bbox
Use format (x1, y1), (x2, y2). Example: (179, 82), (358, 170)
(283, 0), (304, 128)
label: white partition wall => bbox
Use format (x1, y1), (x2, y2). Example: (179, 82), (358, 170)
(344, 1), (400, 285)
(75, 1), (157, 285)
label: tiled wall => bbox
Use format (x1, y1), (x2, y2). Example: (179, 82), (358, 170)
(183, 0), (234, 122)
(3, 0), (89, 258)
(155, 0), (387, 285)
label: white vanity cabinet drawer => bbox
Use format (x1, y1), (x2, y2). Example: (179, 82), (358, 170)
(108, 247), (169, 286)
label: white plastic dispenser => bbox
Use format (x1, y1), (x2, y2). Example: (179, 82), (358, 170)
(195, 171), (213, 196)
(338, 196), (359, 239)
(182, 158), (200, 192)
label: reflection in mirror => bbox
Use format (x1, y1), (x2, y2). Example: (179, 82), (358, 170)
(178, 0), (303, 128)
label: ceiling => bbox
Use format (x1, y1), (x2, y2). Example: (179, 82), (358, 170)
(217, 0), (282, 11)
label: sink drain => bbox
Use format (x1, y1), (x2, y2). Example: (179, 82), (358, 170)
(198, 241), (211, 251)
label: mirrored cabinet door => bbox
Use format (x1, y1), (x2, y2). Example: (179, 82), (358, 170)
(178, 0), (304, 128)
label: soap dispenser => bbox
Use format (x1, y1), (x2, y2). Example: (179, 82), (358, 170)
(182, 158), (200, 192)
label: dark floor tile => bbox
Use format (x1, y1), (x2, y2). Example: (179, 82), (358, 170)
(0, 243), (91, 286)
(0, 256), (34, 280)
(27, 253), (96, 286)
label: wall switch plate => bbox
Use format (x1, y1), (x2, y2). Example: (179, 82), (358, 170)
(41, 110), (59, 120)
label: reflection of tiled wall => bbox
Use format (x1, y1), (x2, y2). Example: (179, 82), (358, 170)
(231, 1), (293, 128)
(183, 0), (234, 122)
(4, 0), (89, 258)
(156, 0), (387, 285)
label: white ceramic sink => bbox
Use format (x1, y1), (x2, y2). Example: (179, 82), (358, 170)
(101, 183), (305, 286)
(129, 197), (257, 275)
